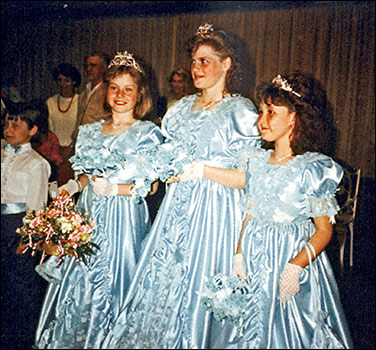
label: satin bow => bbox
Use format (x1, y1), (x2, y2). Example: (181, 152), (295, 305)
(4, 143), (21, 153)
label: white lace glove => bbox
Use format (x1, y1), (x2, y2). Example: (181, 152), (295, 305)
(93, 177), (118, 196)
(179, 162), (204, 182)
(279, 263), (303, 302)
(232, 253), (248, 281)
(58, 179), (80, 196)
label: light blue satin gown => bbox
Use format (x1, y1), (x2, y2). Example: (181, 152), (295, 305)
(215, 148), (353, 349)
(102, 94), (261, 349)
(34, 120), (164, 349)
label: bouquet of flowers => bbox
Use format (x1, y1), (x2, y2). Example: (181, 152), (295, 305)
(16, 190), (98, 265)
(199, 273), (250, 329)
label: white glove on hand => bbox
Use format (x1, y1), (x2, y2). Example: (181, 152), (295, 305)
(179, 162), (204, 182)
(93, 177), (118, 196)
(232, 253), (248, 281)
(279, 263), (303, 302)
(58, 179), (80, 196)
(48, 181), (59, 199)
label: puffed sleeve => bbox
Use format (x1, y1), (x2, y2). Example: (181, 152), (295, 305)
(238, 148), (267, 214)
(135, 121), (164, 153)
(26, 156), (51, 211)
(69, 123), (95, 176)
(302, 153), (344, 223)
(120, 122), (164, 198)
(70, 122), (120, 177)
(227, 96), (261, 162)
(220, 96), (261, 170)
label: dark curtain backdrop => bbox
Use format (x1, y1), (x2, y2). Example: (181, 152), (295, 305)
(2, 1), (374, 179)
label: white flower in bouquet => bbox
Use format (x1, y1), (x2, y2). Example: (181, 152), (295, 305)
(199, 273), (250, 329)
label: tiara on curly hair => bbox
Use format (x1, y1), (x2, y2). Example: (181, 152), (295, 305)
(196, 23), (214, 37)
(272, 74), (301, 97)
(108, 51), (143, 74)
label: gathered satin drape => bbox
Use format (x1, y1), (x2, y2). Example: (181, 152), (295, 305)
(2, 2), (374, 179)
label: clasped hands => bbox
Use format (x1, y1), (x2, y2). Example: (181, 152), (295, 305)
(166, 162), (204, 184)
(232, 253), (303, 302)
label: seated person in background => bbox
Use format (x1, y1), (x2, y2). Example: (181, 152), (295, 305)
(1, 101), (51, 349)
(31, 99), (63, 184)
(46, 63), (81, 186)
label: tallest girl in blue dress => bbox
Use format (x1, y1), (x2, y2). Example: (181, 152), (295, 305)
(103, 23), (261, 349)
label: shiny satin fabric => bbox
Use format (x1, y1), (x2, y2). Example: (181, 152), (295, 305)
(1, 202), (26, 214)
(212, 148), (353, 349)
(102, 94), (261, 349)
(34, 120), (164, 349)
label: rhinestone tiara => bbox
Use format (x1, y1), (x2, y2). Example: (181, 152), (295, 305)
(108, 51), (143, 74)
(196, 23), (214, 37)
(272, 75), (301, 97)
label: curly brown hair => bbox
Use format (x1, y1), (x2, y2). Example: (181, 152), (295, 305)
(103, 64), (152, 120)
(187, 26), (245, 94)
(256, 71), (335, 155)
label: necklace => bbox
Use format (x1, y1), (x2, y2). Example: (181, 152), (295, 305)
(57, 94), (74, 113)
(110, 121), (131, 129)
(111, 123), (125, 129)
(273, 152), (293, 162)
(202, 96), (223, 110)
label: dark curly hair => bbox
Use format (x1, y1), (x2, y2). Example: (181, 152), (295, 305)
(52, 63), (81, 88)
(256, 71), (335, 155)
(187, 25), (245, 94)
(103, 63), (152, 120)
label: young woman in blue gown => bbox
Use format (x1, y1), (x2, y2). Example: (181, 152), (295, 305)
(102, 24), (261, 349)
(202, 72), (353, 349)
(33, 51), (164, 349)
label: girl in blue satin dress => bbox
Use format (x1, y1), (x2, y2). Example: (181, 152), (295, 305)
(102, 24), (261, 349)
(34, 51), (163, 349)
(208, 72), (353, 349)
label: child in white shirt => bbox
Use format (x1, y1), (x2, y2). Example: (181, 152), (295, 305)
(1, 101), (51, 349)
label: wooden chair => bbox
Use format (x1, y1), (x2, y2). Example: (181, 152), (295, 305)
(334, 167), (361, 269)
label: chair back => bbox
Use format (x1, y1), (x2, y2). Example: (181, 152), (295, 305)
(335, 166), (361, 269)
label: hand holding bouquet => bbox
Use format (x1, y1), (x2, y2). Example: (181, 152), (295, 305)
(16, 190), (98, 265)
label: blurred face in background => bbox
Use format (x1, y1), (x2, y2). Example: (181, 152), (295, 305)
(171, 74), (186, 97)
(86, 56), (107, 87)
(57, 74), (75, 98)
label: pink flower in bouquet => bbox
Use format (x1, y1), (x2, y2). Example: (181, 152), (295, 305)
(29, 216), (45, 229)
(17, 191), (99, 265)
(77, 224), (92, 235)
(47, 209), (59, 219)
(70, 212), (84, 226)
(36, 209), (44, 218)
